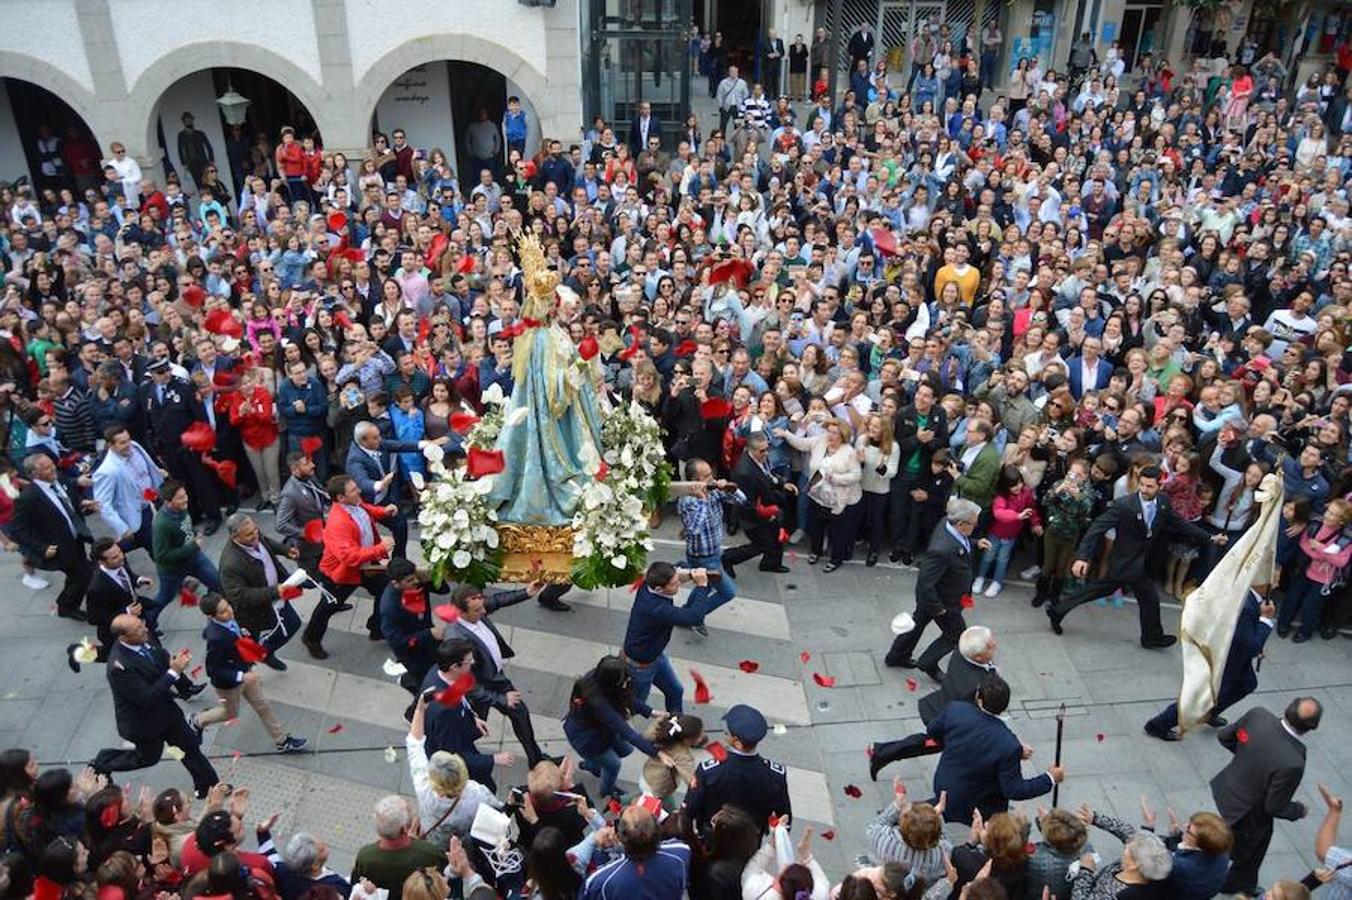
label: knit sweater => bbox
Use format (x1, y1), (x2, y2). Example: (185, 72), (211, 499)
(152, 507), (198, 574)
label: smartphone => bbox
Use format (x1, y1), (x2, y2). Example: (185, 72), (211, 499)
(782, 397), (804, 417)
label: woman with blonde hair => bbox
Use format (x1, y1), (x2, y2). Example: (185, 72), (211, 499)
(778, 416), (863, 573)
(857, 412), (900, 567)
(406, 693), (502, 847)
(950, 811), (1030, 896)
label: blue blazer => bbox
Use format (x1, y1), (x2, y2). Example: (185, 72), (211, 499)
(928, 700), (1054, 823)
(203, 620), (251, 690)
(379, 584), (444, 679)
(1066, 356), (1114, 399)
(418, 666), (497, 789)
(344, 439), (418, 503)
(92, 441), (163, 537)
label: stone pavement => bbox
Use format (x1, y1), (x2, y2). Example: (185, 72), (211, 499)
(3, 509), (1350, 891)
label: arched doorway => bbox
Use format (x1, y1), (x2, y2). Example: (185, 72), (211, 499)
(0, 78), (103, 194)
(152, 67), (323, 202)
(370, 61), (540, 191)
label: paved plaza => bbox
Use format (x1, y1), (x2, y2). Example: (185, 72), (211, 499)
(3, 510), (1350, 889)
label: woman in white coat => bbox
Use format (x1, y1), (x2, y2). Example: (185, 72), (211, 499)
(778, 416), (863, 572)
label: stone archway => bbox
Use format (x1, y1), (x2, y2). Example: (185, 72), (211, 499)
(0, 51), (116, 150)
(350, 34), (550, 148)
(127, 42), (333, 157)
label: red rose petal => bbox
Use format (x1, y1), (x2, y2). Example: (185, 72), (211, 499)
(738, 660), (760, 673)
(905, 677), (918, 692)
(280, 586), (303, 601)
(843, 784), (862, 798)
(1237, 727), (1250, 744)
(960, 593), (975, 609)
(1095, 733), (1105, 742)
(432, 604), (460, 623)
(812, 672), (836, 688)
(799, 651), (811, 663)
(231, 750), (243, 762)
(778, 527), (790, 544)
(923, 738), (939, 748)
(300, 436), (324, 457)
(142, 488), (159, 502)
(178, 587), (199, 607)
(326, 723), (344, 734)
(628, 574), (644, 593)
(465, 447), (506, 478)
(768, 814), (780, 829)
(865, 747), (875, 759)
(449, 412), (480, 433)
(594, 460), (609, 482)
(690, 669), (712, 704)
(821, 829), (836, 841)
(705, 740), (728, 763)
(607, 797), (623, 815)
(235, 636), (267, 664)
(190, 665), (203, 679)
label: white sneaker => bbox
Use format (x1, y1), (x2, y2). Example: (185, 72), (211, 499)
(984, 581), (1002, 598)
(971, 577), (986, 594)
(22, 573), (49, 590)
(1020, 564), (1041, 579)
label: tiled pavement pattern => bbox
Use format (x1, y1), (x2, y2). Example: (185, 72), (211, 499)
(4, 511), (1351, 891)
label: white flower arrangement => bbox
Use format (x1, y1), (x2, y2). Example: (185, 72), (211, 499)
(569, 398), (672, 589)
(466, 383), (507, 451)
(418, 439), (502, 586)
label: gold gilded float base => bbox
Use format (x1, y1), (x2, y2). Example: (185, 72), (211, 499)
(496, 523), (575, 584)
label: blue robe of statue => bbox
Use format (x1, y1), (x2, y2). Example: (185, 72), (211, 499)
(487, 322), (605, 526)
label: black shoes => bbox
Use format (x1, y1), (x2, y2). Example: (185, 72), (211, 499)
(758, 564), (791, 573)
(1143, 723), (1180, 742)
(885, 656), (917, 669)
(180, 682), (208, 698)
(538, 596), (573, 612)
(1046, 607), (1064, 635)
(303, 638), (329, 660)
(1141, 635), (1178, 649)
(1207, 714), (1228, 728)
(822, 562), (841, 573)
(920, 665), (944, 683)
(261, 654), (288, 671)
(720, 557), (738, 580)
(57, 607), (87, 621)
(865, 553), (878, 567)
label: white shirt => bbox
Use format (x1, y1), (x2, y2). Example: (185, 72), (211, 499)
(37, 479), (77, 536)
(461, 617), (504, 673)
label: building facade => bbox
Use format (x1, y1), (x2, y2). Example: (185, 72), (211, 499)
(0, 0), (584, 192)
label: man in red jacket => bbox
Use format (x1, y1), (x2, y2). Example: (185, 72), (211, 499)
(304, 474), (396, 657)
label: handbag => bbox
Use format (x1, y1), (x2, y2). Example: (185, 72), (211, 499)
(807, 468), (837, 510)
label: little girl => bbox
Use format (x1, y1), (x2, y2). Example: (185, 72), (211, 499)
(641, 714), (703, 810)
(1162, 451), (1205, 600)
(245, 300), (281, 352)
(1280, 498), (1352, 642)
(973, 464), (1043, 599)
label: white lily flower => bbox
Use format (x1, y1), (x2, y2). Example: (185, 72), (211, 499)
(452, 549), (472, 569)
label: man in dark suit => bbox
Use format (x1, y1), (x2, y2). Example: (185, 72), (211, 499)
(444, 581), (553, 767)
(890, 381), (949, 564)
(1066, 337), (1114, 399)
(1047, 465), (1225, 648)
(218, 514), (303, 670)
(885, 497), (989, 675)
(12, 452), (96, 619)
(194, 593), (307, 753)
(276, 450), (329, 570)
(869, 624), (998, 780)
(1210, 697), (1321, 895)
(92, 614), (219, 798)
(1145, 587), (1276, 741)
(138, 358), (221, 533)
(346, 420), (420, 558)
(928, 674), (1062, 824)
(628, 102), (663, 152)
(727, 432), (795, 573)
(419, 637), (514, 792)
(380, 559), (450, 697)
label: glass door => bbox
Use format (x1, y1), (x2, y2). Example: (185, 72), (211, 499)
(585, 0), (694, 148)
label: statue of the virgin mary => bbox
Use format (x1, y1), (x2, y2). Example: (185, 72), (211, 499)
(486, 236), (606, 526)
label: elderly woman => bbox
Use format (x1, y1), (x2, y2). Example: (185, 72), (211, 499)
(278, 832), (352, 900)
(406, 693), (502, 847)
(1069, 805), (1174, 899)
(777, 415), (863, 572)
(1026, 807), (1094, 900)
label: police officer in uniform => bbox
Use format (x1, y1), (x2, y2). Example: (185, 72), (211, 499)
(138, 359), (222, 534)
(683, 704), (791, 837)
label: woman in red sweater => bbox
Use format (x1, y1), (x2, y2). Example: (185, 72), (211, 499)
(228, 367), (281, 510)
(274, 126), (308, 204)
(972, 464), (1044, 598)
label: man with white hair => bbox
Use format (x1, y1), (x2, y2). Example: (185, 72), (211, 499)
(349, 795), (446, 891)
(884, 497), (990, 680)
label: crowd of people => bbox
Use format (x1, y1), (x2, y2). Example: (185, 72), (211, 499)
(0, 11), (1351, 900)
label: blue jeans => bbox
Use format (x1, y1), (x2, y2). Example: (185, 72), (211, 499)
(149, 551), (224, 628)
(580, 735), (633, 797)
(628, 653), (684, 714)
(686, 553), (736, 613)
(975, 536), (1016, 585)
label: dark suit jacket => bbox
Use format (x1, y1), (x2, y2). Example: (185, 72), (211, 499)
(105, 641), (186, 743)
(419, 667), (496, 787)
(275, 476), (328, 549)
(1066, 356), (1114, 399)
(445, 589), (532, 709)
(929, 700), (1054, 823)
(345, 440), (418, 503)
(919, 653), (995, 725)
(203, 620), (251, 690)
(1210, 707), (1307, 825)
(894, 403), (949, 474)
(628, 116), (664, 151)
(11, 481), (91, 565)
(88, 564), (148, 628)
(1075, 493), (1211, 580)
(379, 583), (446, 677)
(731, 453), (789, 525)
(914, 522), (974, 619)
(218, 536), (292, 637)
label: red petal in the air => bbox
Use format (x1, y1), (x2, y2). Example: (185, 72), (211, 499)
(433, 605), (460, 623)
(738, 660), (760, 673)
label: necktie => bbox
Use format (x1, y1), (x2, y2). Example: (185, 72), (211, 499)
(51, 483), (78, 534)
(156, 384), (165, 405)
(120, 568), (133, 595)
(1143, 500), (1156, 531)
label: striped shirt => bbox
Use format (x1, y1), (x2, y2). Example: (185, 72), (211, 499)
(866, 805), (951, 886)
